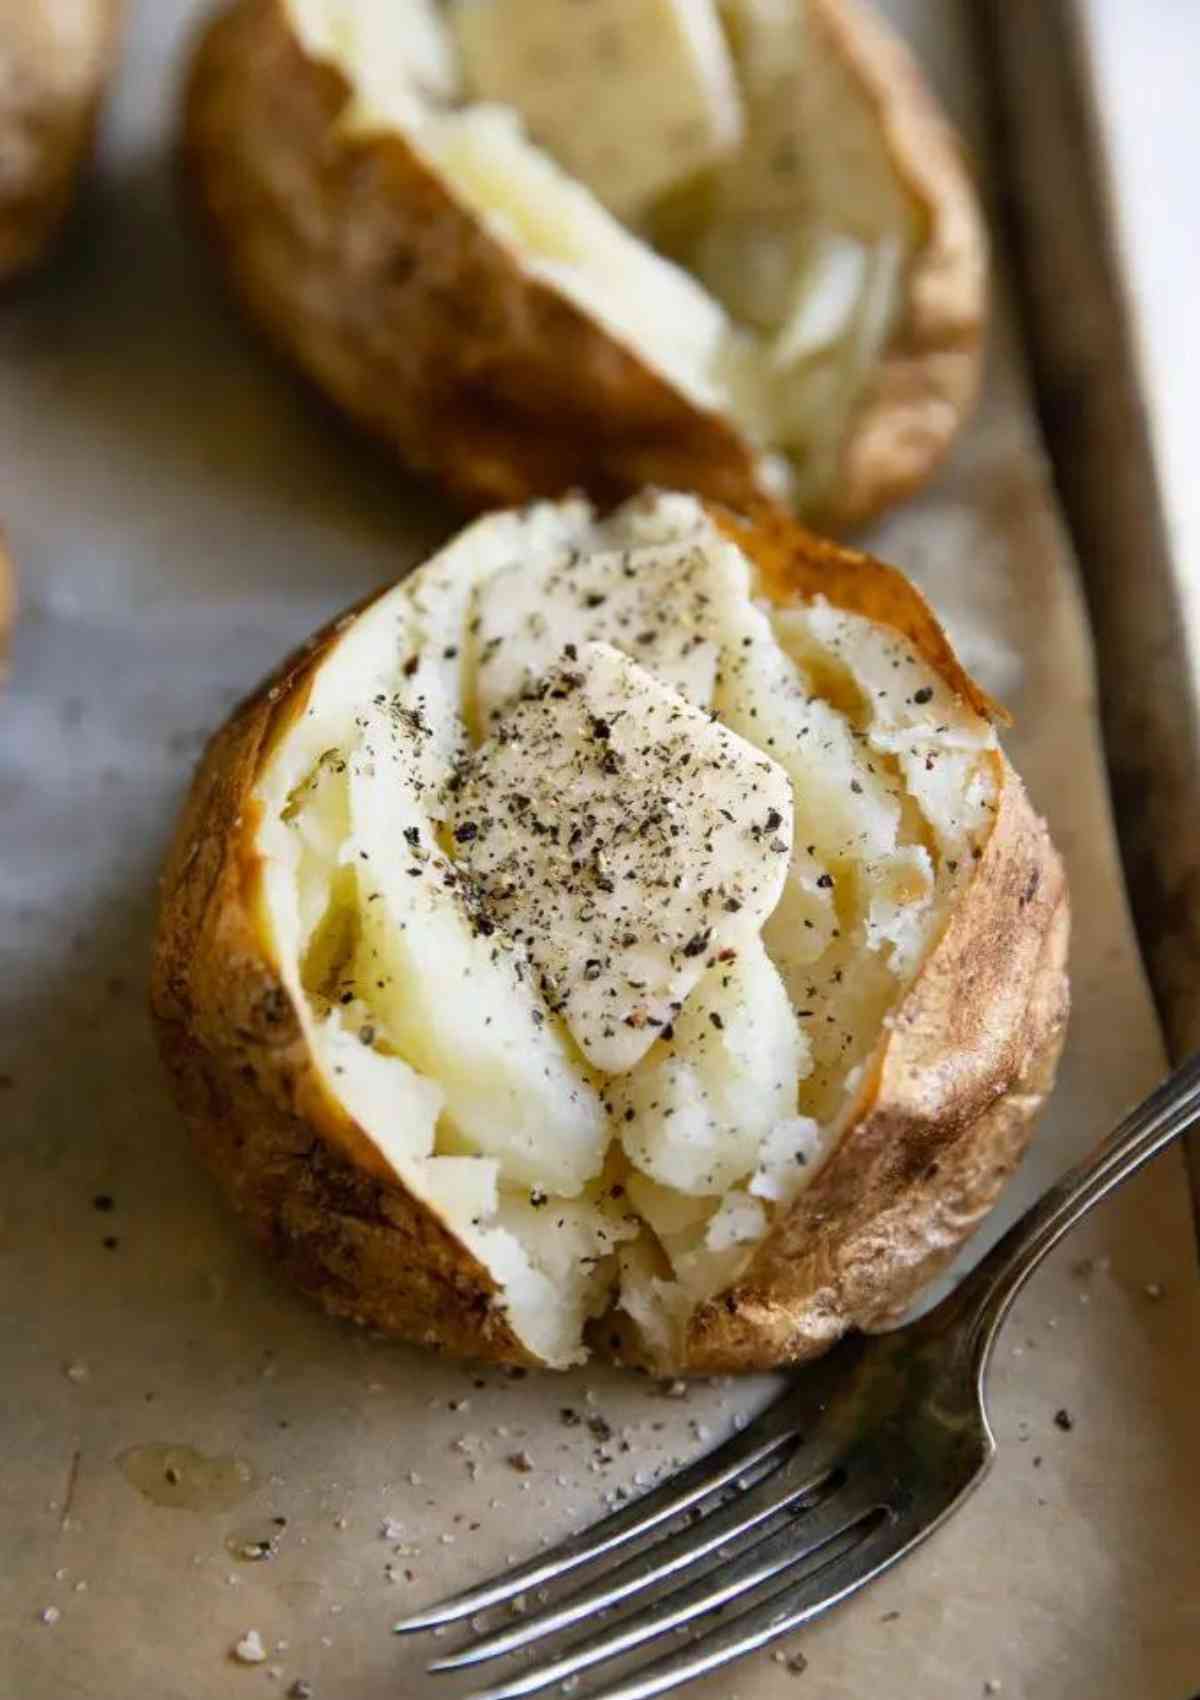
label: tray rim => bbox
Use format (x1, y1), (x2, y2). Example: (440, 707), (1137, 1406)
(979, 0), (1200, 1238)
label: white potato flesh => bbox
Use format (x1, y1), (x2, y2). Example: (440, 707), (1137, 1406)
(255, 492), (996, 1365)
(447, 642), (793, 1073)
(610, 936), (808, 1195)
(715, 608), (906, 864)
(624, 1171), (717, 1242)
(450, 0), (743, 222)
(289, 0), (460, 125)
(346, 705), (608, 1196)
(416, 104), (737, 421)
(311, 1008), (444, 1170)
(772, 233), (870, 366)
(775, 600), (995, 754)
(749, 1114), (825, 1202)
(283, 0), (918, 514)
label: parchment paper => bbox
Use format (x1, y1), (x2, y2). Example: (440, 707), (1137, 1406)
(2, 3), (1198, 1697)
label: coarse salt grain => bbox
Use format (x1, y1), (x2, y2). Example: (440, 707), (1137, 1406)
(233, 1630), (267, 1664)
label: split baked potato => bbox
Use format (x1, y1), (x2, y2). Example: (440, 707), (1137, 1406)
(152, 493), (1067, 1373)
(0, 0), (123, 282)
(182, 0), (986, 531)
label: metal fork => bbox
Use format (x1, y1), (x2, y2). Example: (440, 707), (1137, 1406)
(395, 1053), (1200, 1700)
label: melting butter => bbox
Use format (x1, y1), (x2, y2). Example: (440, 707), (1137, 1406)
(118, 1443), (257, 1511)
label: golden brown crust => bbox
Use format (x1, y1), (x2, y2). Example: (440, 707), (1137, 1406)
(804, 0), (988, 531)
(0, 0), (124, 283)
(181, 0), (984, 528)
(151, 505), (1067, 1373)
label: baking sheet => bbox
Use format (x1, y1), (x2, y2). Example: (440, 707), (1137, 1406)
(986, 0), (1200, 1230)
(2, 3), (1199, 1697)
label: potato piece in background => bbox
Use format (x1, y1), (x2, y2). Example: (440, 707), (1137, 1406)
(181, 0), (986, 531)
(0, 0), (124, 282)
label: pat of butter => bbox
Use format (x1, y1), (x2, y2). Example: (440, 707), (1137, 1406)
(449, 0), (744, 220)
(447, 642), (791, 1075)
(471, 528), (755, 723)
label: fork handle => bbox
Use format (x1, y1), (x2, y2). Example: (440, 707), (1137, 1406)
(952, 1051), (1200, 1366)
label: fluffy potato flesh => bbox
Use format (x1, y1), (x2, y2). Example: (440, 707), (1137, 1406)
(254, 492), (998, 1366)
(281, 0), (919, 517)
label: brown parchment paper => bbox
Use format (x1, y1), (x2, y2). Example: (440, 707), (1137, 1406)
(1, 3), (1198, 1698)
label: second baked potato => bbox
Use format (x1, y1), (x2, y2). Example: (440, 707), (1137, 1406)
(182, 0), (986, 530)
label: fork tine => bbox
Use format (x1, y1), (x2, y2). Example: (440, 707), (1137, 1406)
(428, 1446), (841, 1671)
(454, 1491), (885, 1700)
(394, 1407), (803, 1631)
(571, 1511), (915, 1700)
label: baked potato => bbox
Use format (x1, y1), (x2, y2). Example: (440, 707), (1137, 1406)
(151, 492), (1067, 1374)
(0, 0), (123, 282)
(182, 0), (986, 531)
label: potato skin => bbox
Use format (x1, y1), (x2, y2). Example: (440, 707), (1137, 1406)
(0, 0), (124, 283)
(151, 502), (1067, 1374)
(181, 0), (985, 531)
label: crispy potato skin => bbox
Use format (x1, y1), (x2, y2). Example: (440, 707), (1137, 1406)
(181, 0), (985, 530)
(0, 0), (124, 283)
(152, 504), (1067, 1373)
